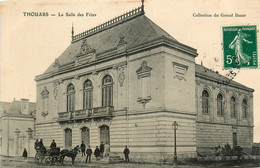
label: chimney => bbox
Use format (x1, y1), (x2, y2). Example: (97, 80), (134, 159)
(21, 98), (29, 115)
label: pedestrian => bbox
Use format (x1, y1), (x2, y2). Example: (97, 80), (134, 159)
(123, 145), (130, 162)
(85, 145), (93, 163)
(104, 141), (110, 157)
(100, 141), (104, 158)
(34, 139), (39, 149)
(81, 141), (86, 156)
(94, 146), (100, 161)
(22, 148), (27, 159)
(50, 139), (57, 148)
(39, 139), (46, 153)
(39, 139), (44, 148)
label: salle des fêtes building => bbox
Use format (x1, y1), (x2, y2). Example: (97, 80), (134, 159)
(34, 3), (254, 163)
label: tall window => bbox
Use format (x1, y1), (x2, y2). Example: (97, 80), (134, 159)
(202, 90), (209, 114)
(242, 99), (247, 118)
(230, 96), (236, 118)
(217, 94), (224, 116)
(83, 80), (93, 109)
(100, 125), (110, 145)
(67, 84), (75, 111)
(81, 127), (90, 145)
(65, 128), (72, 149)
(102, 75), (113, 107)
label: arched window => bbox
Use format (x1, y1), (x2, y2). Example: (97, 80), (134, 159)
(67, 84), (75, 111)
(81, 127), (90, 145)
(242, 99), (247, 118)
(217, 94), (224, 116)
(230, 97), (236, 118)
(102, 75), (113, 107)
(83, 80), (93, 109)
(202, 90), (209, 114)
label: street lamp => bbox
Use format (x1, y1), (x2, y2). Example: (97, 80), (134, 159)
(172, 121), (178, 164)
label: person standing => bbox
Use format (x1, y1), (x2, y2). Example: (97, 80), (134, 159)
(100, 142), (104, 158)
(50, 139), (57, 148)
(34, 139), (39, 149)
(123, 145), (130, 162)
(85, 145), (93, 163)
(81, 141), (86, 156)
(22, 148), (27, 159)
(94, 146), (100, 161)
(39, 139), (44, 148)
(104, 142), (110, 157)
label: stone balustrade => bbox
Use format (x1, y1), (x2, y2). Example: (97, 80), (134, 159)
(58, 106), (113, 122)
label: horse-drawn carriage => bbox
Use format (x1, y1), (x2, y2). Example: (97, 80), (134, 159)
(35, 147), (61, 165)
(35, 145), (81, 165)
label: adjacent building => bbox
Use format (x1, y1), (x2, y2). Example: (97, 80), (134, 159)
(0, 99), (36, 157)
(34, 3), (254, 163)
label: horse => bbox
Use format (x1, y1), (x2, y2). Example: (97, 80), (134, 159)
(60, 145), (81, 165)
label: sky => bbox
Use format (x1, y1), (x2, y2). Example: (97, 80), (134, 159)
(0, 0), (260, 142)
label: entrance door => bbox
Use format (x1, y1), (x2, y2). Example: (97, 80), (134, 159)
(233, 132), (237, 147)
(81, 127), (90, 145)
(100, 125), (110, 145)
(65, 128), (72, 149)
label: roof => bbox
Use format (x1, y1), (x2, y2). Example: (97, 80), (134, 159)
(39, 5), (195, 78)
(0, 101), (11, 111)
(195, 64), (254, 92)
(1, 99), (36, 117)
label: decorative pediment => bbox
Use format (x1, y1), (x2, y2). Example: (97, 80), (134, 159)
(41, 86), (49, 99)
(80, 39), (95, 54)
(172, 62), (189, 81)
(75, 39), (96, 66)
(136, 60), (152, 79)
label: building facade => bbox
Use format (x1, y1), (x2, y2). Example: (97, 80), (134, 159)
(34, 4), (253, 163)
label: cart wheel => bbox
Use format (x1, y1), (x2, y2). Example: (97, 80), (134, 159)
(45, 156), (52, 166)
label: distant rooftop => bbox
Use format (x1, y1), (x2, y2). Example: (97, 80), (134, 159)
(0, 98), (36, 117)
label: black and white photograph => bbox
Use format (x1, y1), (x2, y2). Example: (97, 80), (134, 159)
(0, 0), (260, 167)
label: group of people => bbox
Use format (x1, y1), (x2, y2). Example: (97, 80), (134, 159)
(34, 139), (57, 149)
(32, 139), (131, 163)
(80, 141), (130, 163)
(80, 141), (110, 163)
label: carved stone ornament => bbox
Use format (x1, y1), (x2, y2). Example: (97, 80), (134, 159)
(53, 80), (60, 100)
(41, 86), (49, 99)
(118, 66), (125, 87)
(118, 36), (127, 46)
(172, 62), (189, 81)
(137, 96), (151, 109)
(80, 39), (94, 54)
(41, 111), (48, 118)
(75, 39), (96, 66)
(136, 60), (152, 79)
(53, 59), (60, 68)
(117, 36), (127, 52)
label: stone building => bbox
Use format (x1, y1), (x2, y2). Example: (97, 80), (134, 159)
(34, 3), (254, 163)
(0, 99), (36, 157)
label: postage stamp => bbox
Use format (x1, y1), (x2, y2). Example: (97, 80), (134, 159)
(222, 25), (258, 69)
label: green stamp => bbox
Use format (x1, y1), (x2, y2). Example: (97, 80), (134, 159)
(222, 25), (258, 69)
